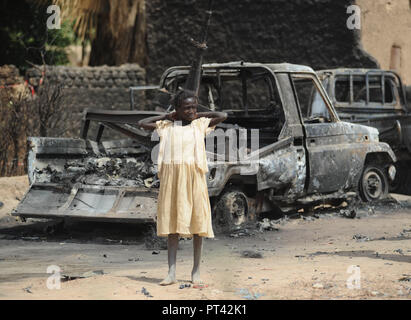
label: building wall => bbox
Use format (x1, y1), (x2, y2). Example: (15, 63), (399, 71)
(25, 64), (146, 137)
(357, 0), (411, 85)
(26, 64), (145, 111)
(0, 64), (146, 176)
(145, 0), (378, 84)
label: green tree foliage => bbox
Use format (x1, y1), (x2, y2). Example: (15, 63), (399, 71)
(0, 0), (76, 72)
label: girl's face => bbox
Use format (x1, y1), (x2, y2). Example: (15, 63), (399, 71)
(176, 97), (198, 122)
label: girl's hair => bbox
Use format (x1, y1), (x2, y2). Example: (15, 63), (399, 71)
(173, 89), (199, 109)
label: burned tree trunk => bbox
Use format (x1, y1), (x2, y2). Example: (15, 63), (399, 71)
(89, 0), (147, 67)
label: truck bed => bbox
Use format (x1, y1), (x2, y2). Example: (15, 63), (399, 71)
(13, 137), (159, 222)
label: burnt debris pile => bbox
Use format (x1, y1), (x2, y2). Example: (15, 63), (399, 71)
(35, 154), (159, 188)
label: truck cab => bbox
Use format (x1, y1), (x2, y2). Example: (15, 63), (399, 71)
(161, 62), (395, 196)
(13, 62), (397, 232)
(317, 68), (411, 194)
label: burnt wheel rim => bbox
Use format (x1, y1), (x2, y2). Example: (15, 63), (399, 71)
(363, 171), (383, 200)
(231, 197), (246, 226)
(214, 192), (247, 231)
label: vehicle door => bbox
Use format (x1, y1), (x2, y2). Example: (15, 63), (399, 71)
(255, 73), (307, 197)
(291, 73), (354, 194)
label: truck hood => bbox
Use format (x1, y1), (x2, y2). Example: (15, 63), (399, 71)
(306, 121), (380, 142)
(346, 122), (380, 142)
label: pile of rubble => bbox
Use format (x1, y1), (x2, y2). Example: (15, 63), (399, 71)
(34, 154), (159, 188)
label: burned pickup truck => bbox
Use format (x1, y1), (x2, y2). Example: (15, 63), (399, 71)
(14, 62), (397, 230)
(317, 69), (411, 194)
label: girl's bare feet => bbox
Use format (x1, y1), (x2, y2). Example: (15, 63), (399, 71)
(159, 234), (179, 286)
(191, 269), (202, 284)
(192, 235), (203, 284)
(160, 273), (177, 286)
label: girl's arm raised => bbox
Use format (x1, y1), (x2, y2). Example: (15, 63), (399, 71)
(196, 111), (228, 127)
(138, 112), (177, 131)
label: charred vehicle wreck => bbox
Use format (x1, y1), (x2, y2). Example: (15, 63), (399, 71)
(316, 68), (411, 195)
(13, 62), (397, 231)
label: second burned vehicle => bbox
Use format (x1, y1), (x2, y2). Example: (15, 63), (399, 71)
(316, 68), (411, 194)
(14, 62), (397, 231)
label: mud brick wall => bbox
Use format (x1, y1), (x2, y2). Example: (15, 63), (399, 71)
(26, 64), (146, 110)
(145, 0), (378, 83)
(24, 64), (146, 138)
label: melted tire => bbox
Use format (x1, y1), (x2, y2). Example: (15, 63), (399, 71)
(212, 188), (248, 234)
(359, 165), (389, 202)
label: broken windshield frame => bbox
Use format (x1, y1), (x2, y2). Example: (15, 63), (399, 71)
(160, 66), (284, 116)
(291, 73), (339, 123)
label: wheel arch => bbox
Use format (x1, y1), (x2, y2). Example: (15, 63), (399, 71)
(364, 151), (396, 168)
(210, 173), (258, 199)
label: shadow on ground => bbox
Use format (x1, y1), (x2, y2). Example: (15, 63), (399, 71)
(0, 217), (156, 246)
(312, 250), (411, 264)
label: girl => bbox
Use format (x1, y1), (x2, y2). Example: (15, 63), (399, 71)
(138, 90), (227, 286)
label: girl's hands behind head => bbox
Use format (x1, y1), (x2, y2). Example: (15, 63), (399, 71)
(166, 111), (177, 121)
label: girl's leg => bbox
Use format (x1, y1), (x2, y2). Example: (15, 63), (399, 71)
(191, 234), (203, 284)
(160, 233), (178, 285)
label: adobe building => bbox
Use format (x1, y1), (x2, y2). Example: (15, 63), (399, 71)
(357, 0), (411, 85)
(145, 0), (411, 86)
(145, 0), (379, 83)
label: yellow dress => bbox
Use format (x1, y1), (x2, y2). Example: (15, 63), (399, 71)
(155, 117), (216, 238)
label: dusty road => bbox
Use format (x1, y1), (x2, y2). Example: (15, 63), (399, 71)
(0, 176), (410, 300)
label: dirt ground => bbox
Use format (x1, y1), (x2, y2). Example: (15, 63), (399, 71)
(0, 176), (410, 300)
(0, 176), (29, 220)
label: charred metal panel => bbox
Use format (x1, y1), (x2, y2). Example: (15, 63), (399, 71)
(305, 122), (380, 193)
(13, 183), (158, 222)
(29, 137), (90, 155)
(28, 137), (151, 186)
(206, 136), (306, 199)
(206, 161), (259, 197)
(256, 145), (306, 197)
(362, 142), (396, 162)
(348, 141), (396, 188)
(276, 73), (305, 129)
(17, 137), (160, 221)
